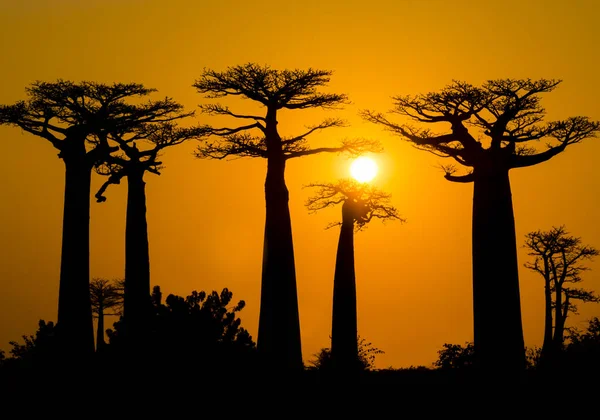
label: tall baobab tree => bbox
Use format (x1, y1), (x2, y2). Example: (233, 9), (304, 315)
(305, 179), (402, 372)
(362, 79), (599, 374)
(90, 277), (124, 352)
(0, 80), (186, 357)
(193, 63), (379, 370)
(95, 121), (207, 344)
(524, 226), (599, 363)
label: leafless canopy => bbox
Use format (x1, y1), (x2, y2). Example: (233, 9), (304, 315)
(524, 225), (600, 312)
(0, 80), (191, 159)
(89, 277), (124, 317)
(193, 63), (380, 160)
(305, 178), (404, 231)
(361, 79), (600, 183)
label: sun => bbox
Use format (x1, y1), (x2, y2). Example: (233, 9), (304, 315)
(350, 156), (378, 183)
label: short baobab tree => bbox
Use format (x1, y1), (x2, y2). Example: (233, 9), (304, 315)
(362, 79), (599, 374)
(89, 278), (124, 352)
(305, 178), (402, 372)
(524, 226), (599, 363)
(95, 121), (207, 344)
(193, 63), (379, 370)
(0, 80), (186, 357)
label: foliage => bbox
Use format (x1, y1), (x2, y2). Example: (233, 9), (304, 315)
(434, 342), (475, 370)
(2, 320), (58, 369)
(308, 336), (384, 371)
(106, 286), (256, 370)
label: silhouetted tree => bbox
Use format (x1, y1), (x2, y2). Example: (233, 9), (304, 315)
(306, 179), (402, 372)
(193, 63), (379, 370)
(6, 320), (57, 369)
(89, 278), (124, 352)
(107, 285), (256, 373)
(94, 121), (206, 345)
(524, 226), (599, 363)
(0, 81), (187, 357)
(362, 79), (600, 374)
(434, 342), (476, 370)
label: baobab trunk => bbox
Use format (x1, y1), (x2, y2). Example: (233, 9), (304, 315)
(541, 275), (554, 361)
(553, 291), (567, 347)
(124, 167), (152, 345)
(330, 201), (359, 372)
(57, 144), (95, 358)
(258, 155), (302, 371)
(471, 165), (525, 374)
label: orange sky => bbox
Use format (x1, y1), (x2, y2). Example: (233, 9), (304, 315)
(1, 0), (599, 369)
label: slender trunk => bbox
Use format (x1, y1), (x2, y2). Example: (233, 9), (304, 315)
(257, 154), (302, 371)
(472, 165), (525, 374)
(541, 268), (554, 358)
(330, 201), (359, 372)
(124, 167), (152, 346)
(96, 305), (105, 352)
(56, 144), (95, 358)
(553, 288), (566, 347)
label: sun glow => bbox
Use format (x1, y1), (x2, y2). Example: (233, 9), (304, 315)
(350, 156), (378, 183)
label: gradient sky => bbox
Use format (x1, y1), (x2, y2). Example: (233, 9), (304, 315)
(1, 0), (599, 368)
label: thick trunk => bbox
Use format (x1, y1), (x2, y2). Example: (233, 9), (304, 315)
(257, 155), (302, 371)
(472, 165), (525, 374)
(124, 168), (152, 344)
(96, 306), (105, 352)
(330, 202), (359, 372)
(57, 146), (95, 358)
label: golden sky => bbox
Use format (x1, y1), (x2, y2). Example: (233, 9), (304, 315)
(1, 0), (599, 368)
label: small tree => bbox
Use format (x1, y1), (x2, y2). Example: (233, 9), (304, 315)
(89, 278), (124, 352)
(0, 81), (188, 356)
(306, 179), (402, 372)
(193, 63), (379, 370)
(524, 226), (599, 361)
(362, 79), (599, 374)
(95, 121), (207, 344)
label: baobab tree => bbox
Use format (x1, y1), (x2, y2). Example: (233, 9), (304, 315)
(89, 277), (124, 352)
(524, 226), (599, 363)
(0, 80), (186, 357)
(193, 63), (379, 370)
(362, 79), (599, 374)
(95, 121), (207, 344)
(305, 179), (402, 372)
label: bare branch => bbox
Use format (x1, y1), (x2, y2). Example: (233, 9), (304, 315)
(286, 137), (381, 159)
(199, 103), (266, 122)
(195, 133), (267, 160)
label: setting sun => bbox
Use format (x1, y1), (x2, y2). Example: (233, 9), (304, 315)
(350, 156), (378, 183)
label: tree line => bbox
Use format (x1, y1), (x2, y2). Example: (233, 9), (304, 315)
(1, 64), (599, 379)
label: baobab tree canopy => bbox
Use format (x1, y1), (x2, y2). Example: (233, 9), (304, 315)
(362, 79), (599, 182)
(363, 78), (599, 375)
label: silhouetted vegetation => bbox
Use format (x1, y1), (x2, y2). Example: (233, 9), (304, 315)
(89, 278), (124, 351)
(524, 226), (599, 366)
(104, 286), (257, 374)
(307, 336), (384, 372)
(193, 63), (380, 371)
(95, 117), (207, 347)
(363, 79), (600, 375)
(2, 71), (599, 387)
(305, 179), (402, 372)
(0, 81), (195, 358)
